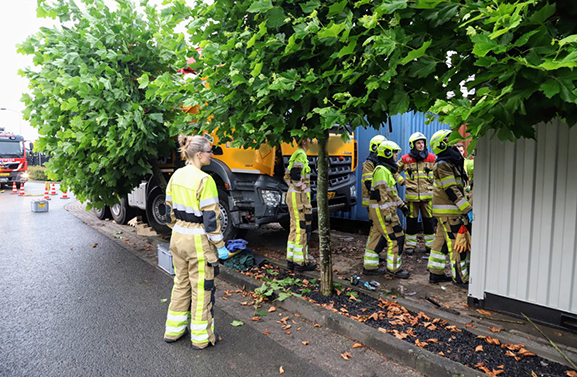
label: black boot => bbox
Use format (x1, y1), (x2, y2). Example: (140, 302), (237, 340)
(294, 262), (317, 272)
(286, 260), (294, 271)
(387, 269), (410, 279)
(363, 267), (386, 276)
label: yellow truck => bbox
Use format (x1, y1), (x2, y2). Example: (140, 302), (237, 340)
(96, 130), (358, 239)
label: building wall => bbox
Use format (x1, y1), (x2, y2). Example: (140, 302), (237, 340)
(334, 111), (450, 222)
(469, 119), (577, 315)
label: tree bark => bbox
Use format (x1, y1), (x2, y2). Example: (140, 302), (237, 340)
(317, 129), (333, 296)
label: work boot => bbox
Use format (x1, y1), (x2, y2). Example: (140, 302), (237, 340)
(405, 248), (414, 256)
(192, 332), (219, 350)
(362, 267), (386, 276)
(164, 328), (188, 343)
(286, 260), (295, 271)
(452, 281), (469, 289)
(386, 269), (410, 279)
(294, 262), (317, 272)
(429, 273), (452, 284)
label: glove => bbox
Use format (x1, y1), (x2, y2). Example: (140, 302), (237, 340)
(400, 203), (410, 217)
(466, 210), (473, 223)
(217, 246), (229, 260)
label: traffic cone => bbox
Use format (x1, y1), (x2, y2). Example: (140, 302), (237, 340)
(19, 182), (25, 196)
(50, 182), (57, 195)
(44, 183), (51, 200)
(61, 190), (69, 199)
(11, 182), (17, 194)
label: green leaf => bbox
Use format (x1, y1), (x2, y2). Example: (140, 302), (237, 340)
(247, 1), (273, 13)
(559, 35), (577, 48)
(328, 0), (348, 17)
(251, 62), (263, 77)
(300, 0), (320, 14)
(160, 298), (168, 303)
(317, 22), (346, 39)
(337, 40), (357, 58)
(276, 292), (292, 302)
(540, 80), (560, 99)
(399, 40), (431, 65)
(256, 308), (268, 317)
(231, 320), (244, 327)
(389, 90), (410, 115)
(267, 7), (287, 28)
(378, 0), (409, 14)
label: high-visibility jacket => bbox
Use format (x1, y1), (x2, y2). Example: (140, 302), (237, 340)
(361, 158), (377, 208)
(369, 165), (404, 220)
(432, 161), (471, 217)
(165, 164), (225, 250)
(284, 148), (311, 200)
(397, 153), (435, 202)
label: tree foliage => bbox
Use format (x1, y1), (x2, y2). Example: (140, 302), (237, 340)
(19, 0), (189, 207)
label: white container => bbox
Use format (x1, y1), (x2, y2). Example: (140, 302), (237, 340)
(157, 243), (174, 275)
(31, 199), (49, 212)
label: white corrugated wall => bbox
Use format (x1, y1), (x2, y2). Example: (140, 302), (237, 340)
(470, 119), (577, 314)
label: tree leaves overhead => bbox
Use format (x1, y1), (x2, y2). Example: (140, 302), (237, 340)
(18, 0), (190, 207)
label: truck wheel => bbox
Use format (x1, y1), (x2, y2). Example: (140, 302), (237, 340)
(146, 186), (171, 235)
(110, 197), (137, 225)
(93, 205), (111, 220)
(218, 189), (240, 241)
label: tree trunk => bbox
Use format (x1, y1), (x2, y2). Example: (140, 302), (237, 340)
(151, 159), (168, 192)
(317, 129), (333, 296)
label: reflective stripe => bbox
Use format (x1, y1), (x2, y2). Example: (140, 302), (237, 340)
(379, 202), (398, 210)
(207, 234), (224, 242)
(190, 320), (213, 331)
(165, 324), (188, 334)
(166, 195), (172, 202)
(191, 333), (210, 342)
(456, 198), (469, 211)
(292, 181), (303, 187)
(167, 313), (188, 322)
(372, 179), (388, 187)
(173, 224), (207, 235)
(199, 197), (218, 208)
(173, 203), (203, 217)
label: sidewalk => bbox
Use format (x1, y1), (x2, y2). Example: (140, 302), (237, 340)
(66, 201), (577, 376)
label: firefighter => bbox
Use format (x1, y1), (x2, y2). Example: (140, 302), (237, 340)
(427, 130), (473, 286)
(163, 135), (229, 349)
(363, 140), (410, 278)
(285, 137), (316, 272)
(361, 135), (388, 262)
(397, 132), (436, 254)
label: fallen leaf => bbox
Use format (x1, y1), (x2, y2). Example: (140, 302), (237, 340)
(301, 341), (309, 345)
(505, 350), (521, 361)
(352, 342), (363, 348)
(438, 351), (445, 356)
(263, 331), (270, 335)
(297, 327), (301, 331)
(475, 345), (484, 352)
(92, 243), (98, 248)
(485, 336), (500, 345)
(477, 309), (492, 316)
(160, 298), (168, 303)
(465, 323), (477, 328)
(427, 339), (439, 343)
(518, 348), (536, 357)
(268, 306), (277, 312)
(251, 317), (261, 321)
(313, 323), (322, 328)
(280, 366), (284, 374)
(531, 372), (538, 377)
(340, 352), (352, 360)
(554, 331), (563, 337)
(231, 320), (244, 327)
(294, 313), (301, 318)
(488, 326), (501, 333)
(491, 369), (504, 376)
(415, 339), (428, 348)
(285, 330), (291, 335)
(566, 371), (577, 377)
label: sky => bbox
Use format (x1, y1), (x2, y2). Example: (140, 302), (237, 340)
(0, 0), (54, 140)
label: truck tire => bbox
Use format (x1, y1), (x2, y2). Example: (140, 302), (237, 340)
(146, 186), (171, 235)
(218, 189), (240, 241)
(93, 205), (111, 220)
(110, 197), (137, 225)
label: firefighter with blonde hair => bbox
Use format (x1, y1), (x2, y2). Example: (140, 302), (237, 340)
(163, 135), (228, 349)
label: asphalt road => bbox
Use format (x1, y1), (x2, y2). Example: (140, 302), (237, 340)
(0, 181), (423, 377)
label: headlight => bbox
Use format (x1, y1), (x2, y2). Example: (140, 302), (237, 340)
(22, 172), (29, 179)
(350, 185), (356, 199)
(261, 190), (282, 207)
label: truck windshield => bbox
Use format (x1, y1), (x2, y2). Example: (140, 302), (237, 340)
(0, 140), (24, 158)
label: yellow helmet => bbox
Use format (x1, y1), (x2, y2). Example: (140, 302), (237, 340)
(369, 135), (387, 152)
(377, 140), (401, 159)
(430, 129), (452, 154)
(408, 132), (426, 150)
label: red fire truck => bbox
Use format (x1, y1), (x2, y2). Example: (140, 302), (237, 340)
(0, 131), (29, 188)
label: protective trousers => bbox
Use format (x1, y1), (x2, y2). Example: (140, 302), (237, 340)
(427, 216), (470, 283)
(364, 215), (405, 273)
(286, 191), (312, 265)
(405, 201), (435, 249)
(164, 231), (218, 349)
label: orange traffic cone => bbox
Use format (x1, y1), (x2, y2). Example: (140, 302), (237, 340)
(11, 182), (17, 194)
(44, 182), (51, 200)
(50, 182), (57, 195)
(61, 190), (69, 199)
(19, 182), (25, 196)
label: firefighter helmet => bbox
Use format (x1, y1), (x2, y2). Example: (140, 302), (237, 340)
(430, 129), (452, 154)
(377, 140), (401, 159)
(369, 135), (387, 153)
(408, 132), (427, 150)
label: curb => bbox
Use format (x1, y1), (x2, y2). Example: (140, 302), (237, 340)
(218, 265), (485, 377)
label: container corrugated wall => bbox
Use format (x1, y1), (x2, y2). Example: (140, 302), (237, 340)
(470, 119), (577, 315)
(334, 111), (450, 221)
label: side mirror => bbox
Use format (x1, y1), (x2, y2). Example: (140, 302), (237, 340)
(212, 146), (223, 156)
(29, 142), (34, 151)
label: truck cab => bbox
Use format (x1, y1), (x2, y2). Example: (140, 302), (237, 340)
(0, 131), (29, 188)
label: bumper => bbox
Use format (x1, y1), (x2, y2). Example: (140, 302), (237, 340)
(0, 171), (28, 184)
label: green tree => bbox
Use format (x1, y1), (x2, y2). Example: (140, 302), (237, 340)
(149, 0), (577, 295)
(18, 0), (189, 208)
